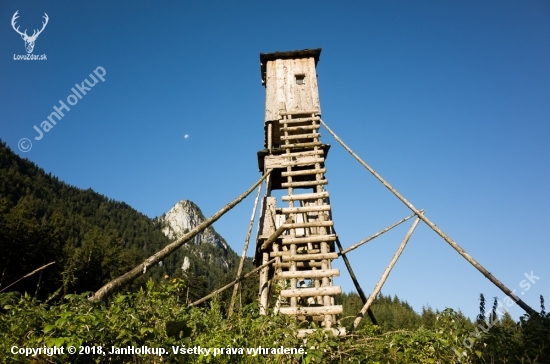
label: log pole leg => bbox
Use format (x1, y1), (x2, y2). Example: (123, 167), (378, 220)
(229, 183), (262, 317)
(272, 242), (282, 315)
(259, 252), (270, 315)
(91, 170), (272, 302)
(320, 119), (537, 316)
(333, 212), (419, 326)
(351, 215), (422, 332)
(190, 258), (276, 307)
(333, 233), (378, 326)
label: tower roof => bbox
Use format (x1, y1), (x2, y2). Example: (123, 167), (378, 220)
(259, 48), (322, 85)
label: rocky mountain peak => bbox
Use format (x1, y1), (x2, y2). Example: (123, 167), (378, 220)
(160, 200), (228, 251)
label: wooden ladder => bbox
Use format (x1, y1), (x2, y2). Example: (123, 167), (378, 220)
(271, 110), (342, 331)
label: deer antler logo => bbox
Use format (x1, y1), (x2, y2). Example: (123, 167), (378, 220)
(11, 11), (49, 54)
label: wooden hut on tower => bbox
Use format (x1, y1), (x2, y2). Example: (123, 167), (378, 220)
(254, 49), (343, 333)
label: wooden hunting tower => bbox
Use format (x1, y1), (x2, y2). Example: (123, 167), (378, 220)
(255, 49), (343, 332)
(92, 48), (537, 329)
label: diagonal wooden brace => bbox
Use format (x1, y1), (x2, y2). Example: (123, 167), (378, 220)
(321, 119), (536, 316)
(351, 215), (422, 332)
(229, 183), (263, 317)
(91, 170), (272, 302)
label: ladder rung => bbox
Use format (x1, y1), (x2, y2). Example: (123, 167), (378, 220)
(273, 261), (324, 268)
(283, 142), (323, 149)
(279, 305), (342, 316)
(270, 249), (321, 257)
(281, 252), (339, 261)
(282, 179), (328, 188)
(282, 191), (329, 201)
(281, 235), (337, 245)
(275, 269), (340, 279)
(280, 205), (331, 214)
(280, 286), (342, 298)
(280, 125), (320, 132)
(282, 168), (326, 177)
(282, 150), (324, 158)
(280, 133), (321, 141)
(282, 221), (333, 229)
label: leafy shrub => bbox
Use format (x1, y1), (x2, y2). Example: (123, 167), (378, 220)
(1, 279), (548, 363)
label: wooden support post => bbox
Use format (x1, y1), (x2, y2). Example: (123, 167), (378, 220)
(272, 242), (283, 315)
(320, 118), (537, 316)
(351, 215), (422, 332)
(333, 230), (378, 326)
(90, 171), (272, 302)
(228, 183), (263, 317)
(257, 174), (273, 315)
(259, 252), (270, 315)
(190, 258), (276, 307)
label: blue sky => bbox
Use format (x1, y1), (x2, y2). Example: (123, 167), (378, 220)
(1, 1), (549, 320)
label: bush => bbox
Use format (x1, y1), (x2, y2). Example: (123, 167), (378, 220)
(1, 280), (548, 363)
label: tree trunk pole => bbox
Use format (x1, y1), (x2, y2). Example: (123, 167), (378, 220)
(91, 171), (272, 302)
(228, 183), (263, 317)
(320, 119), (537, 316)
(351, 216), (421, 332)
(189, 258), (276, 307)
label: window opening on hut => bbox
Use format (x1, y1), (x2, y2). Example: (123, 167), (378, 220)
(295, 74), (305, 85)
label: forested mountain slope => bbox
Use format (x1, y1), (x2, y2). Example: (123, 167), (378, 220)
(0, 140), (252, 302)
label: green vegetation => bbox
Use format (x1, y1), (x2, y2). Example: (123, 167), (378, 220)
(1, 140), (548, 363)
(1, 279), (548, 363)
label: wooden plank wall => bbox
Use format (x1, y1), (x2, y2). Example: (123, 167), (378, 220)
(264, 57), (321, 122)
